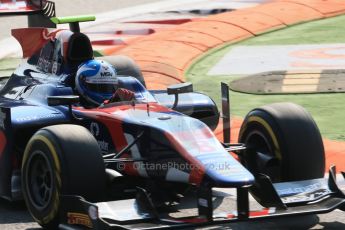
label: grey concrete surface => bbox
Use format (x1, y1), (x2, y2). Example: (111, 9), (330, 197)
(208, 44), (345, 75)
(0, 0), (161, 39)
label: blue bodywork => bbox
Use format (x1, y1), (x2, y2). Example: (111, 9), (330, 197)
(0, 34), (254, 201)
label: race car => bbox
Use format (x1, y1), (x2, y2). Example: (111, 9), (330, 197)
(0, 1), (345, 230)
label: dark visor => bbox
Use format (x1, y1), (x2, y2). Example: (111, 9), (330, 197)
(85, 83), (118, 94)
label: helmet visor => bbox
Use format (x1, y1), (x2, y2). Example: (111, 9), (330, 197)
(85, 82), (118, 95)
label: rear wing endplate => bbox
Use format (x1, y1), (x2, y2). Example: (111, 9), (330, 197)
(0, 0), (55, 28)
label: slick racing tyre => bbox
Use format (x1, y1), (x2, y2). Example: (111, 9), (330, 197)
(96, 55), (146, 87)
(22, 125), (106, 229)
(238, 102), (325, 182)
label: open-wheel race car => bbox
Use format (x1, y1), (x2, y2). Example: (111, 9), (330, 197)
(1, 1), (345, 230)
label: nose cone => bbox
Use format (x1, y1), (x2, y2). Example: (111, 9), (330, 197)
(156, 114), (255, 187)
(198, 152), (255, 187)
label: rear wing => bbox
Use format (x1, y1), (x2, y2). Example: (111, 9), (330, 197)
(0, 0), (56, 27)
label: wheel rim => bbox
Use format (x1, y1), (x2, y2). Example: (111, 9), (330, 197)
(243, 131), (281, 182)
(26, 150), (54, 211)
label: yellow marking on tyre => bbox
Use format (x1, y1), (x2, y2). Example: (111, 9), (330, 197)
(23, 134), (62, 224)
(247, 116), (282, 160)
(23, 135), (61, 173)
(42, 191), (60, 224)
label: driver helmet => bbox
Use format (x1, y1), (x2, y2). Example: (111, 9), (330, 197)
(75, 60), (118, 105)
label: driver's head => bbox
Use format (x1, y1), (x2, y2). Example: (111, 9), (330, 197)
(75, 60), (118, 105)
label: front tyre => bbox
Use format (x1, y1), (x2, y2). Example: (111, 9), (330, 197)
(238, 103), (325, 182)
(22, 125), (106, 229)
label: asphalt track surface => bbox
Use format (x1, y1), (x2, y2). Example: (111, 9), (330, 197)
(1, 0), (345, 229)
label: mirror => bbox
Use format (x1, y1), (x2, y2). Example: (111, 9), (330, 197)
(167, 82), (193, 109)
(167, 82), (193, 95)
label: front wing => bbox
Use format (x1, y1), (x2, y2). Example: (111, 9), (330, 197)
(59, 166), (345, 230)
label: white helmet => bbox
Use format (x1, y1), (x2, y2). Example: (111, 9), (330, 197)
(75, 60), (118, 105)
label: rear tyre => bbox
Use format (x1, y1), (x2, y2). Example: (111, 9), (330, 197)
(238, 102), (325, 182)
(97, 55), (146, 87)
(22, 125), (106, 229)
